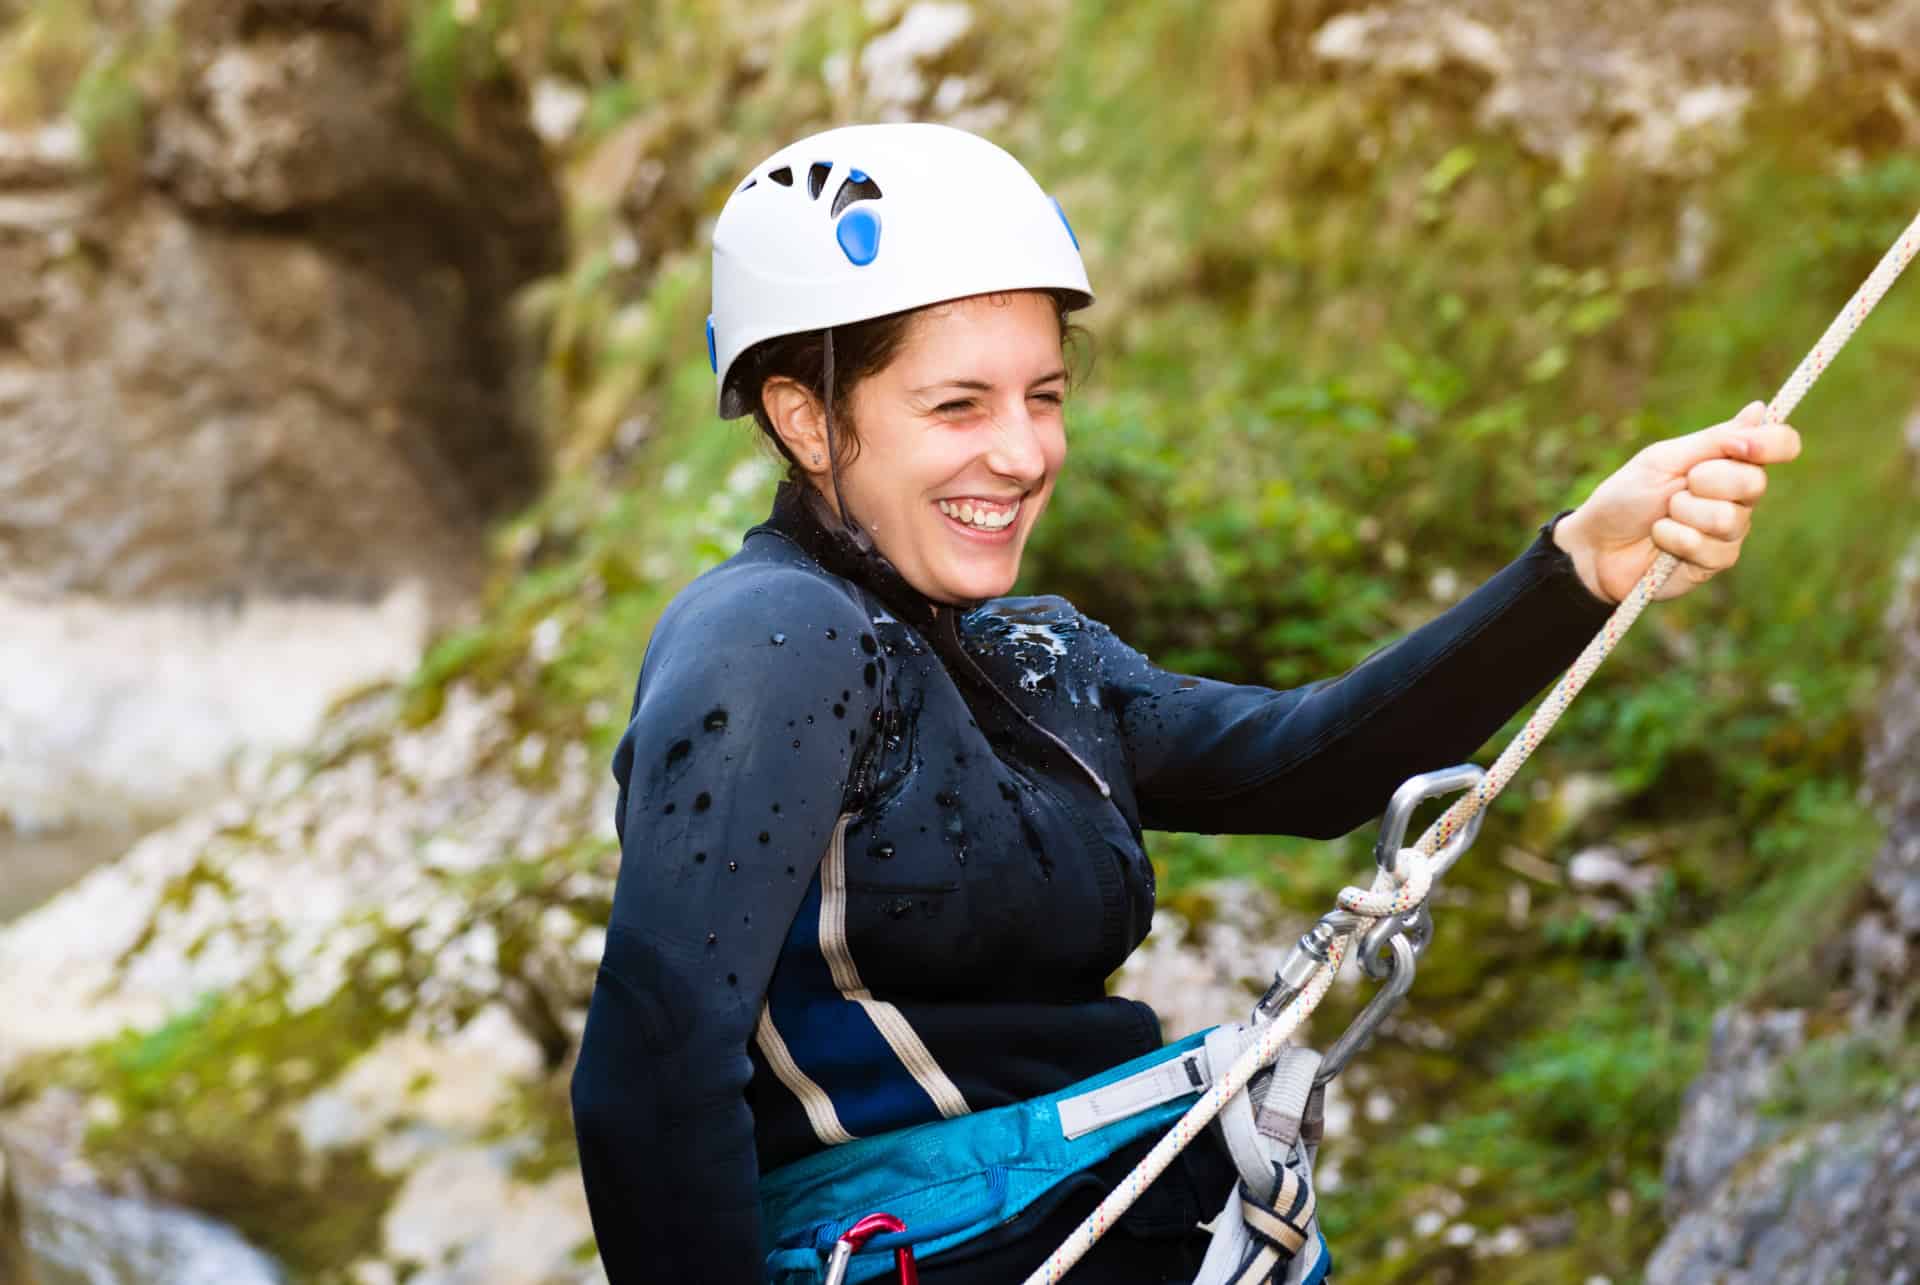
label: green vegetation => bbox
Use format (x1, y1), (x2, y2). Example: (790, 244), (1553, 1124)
(12, 971), (408, 1277)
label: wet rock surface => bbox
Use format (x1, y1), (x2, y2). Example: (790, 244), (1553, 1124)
(4, 1094), (284, 1285)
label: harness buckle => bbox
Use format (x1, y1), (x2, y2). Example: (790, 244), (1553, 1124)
(822, 1212), (919, 1285)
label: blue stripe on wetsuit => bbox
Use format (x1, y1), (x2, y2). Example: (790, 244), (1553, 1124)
(765, 873), (941, 1138)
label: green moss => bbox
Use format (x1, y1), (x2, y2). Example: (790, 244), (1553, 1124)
(1762, 1024), (1920, 1125)
(40, 936), (428, 1278)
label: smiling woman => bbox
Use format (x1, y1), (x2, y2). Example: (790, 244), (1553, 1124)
(567, 123), (1798, 1285)
(757, 291), (1076, 605)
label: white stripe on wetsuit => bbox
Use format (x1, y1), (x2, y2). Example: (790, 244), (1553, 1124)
(818, 813), (973, 1120)
(754, 1005), (856, 1145)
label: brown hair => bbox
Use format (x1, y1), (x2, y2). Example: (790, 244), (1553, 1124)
(728, 290), (1092, 482)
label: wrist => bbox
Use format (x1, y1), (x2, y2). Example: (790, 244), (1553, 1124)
(1551, 508), (1614, 605)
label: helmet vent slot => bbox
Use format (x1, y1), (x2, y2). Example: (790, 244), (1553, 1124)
(831, 172), (883, 217)
(807, 161), (833, 199)
(767, 166), (794, 187)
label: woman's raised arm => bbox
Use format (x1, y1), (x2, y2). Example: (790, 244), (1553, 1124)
(1101, 513), (1613, 838)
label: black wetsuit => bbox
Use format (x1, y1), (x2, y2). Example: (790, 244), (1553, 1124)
(570, 482), (1614, 1283)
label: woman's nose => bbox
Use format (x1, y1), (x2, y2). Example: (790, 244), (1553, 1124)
(986, 405), (1049, 483)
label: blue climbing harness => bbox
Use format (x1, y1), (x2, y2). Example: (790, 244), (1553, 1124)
(761, 1025), (1330, 1285)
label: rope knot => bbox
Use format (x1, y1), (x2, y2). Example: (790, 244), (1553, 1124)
(1335, 847), (1434, 919)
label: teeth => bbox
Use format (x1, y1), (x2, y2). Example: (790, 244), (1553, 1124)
(938, 498), (1020, 530)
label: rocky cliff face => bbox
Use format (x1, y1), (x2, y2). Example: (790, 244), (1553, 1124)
(2, 0), (560, 607)
(1646, 529), (1920, 1282)
(0, 0), (564, 832)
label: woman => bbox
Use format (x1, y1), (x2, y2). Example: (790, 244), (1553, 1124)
(569, 123), (1799, 1283)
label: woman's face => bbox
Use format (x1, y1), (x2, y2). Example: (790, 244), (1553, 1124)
(831, 291), (1068, 604)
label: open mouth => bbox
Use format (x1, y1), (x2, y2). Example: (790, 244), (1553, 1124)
(935, 496), (1022, 538)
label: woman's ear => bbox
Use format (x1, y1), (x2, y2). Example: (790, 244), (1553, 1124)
(762, 378), (832, 481)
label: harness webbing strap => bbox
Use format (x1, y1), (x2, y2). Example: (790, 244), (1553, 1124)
(1057, 1048), (1212, 1140)
(1241, 1169), (1313, 1258)
(1021, 206), (1920, 1285)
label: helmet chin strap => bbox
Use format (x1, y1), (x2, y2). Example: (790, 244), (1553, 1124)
(822, 326), (874, 552)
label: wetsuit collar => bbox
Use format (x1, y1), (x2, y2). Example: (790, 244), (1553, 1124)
(753, 480), (976, 634)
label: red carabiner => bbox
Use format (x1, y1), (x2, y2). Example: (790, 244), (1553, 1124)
(821, 1211), (919, 1285)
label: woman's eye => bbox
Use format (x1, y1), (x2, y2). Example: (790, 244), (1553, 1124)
(935, 400), (975, 416)
(1031, 391), (1064, 407)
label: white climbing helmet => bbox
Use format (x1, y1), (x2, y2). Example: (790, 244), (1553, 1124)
(708, 122), (1093, 418)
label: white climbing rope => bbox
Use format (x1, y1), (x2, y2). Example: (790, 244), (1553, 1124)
(1022, 205), (1920, 1285)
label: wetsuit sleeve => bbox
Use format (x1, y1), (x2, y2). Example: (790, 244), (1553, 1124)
(1105, 513), (1616, 837)
(569, 564), (881, 1284)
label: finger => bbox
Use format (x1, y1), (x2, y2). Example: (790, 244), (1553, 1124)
(1668, 489), (1753, 541)
(1686, 458), (1768, 504)
(1736, 422), (1803, 464)
(1642, 415), (1760, 475)
(1641, 407), (1801, 475)
(1652, 517), (1741, 572)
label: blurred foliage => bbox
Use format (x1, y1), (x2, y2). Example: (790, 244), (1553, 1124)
(8, 0), (1918, 1278)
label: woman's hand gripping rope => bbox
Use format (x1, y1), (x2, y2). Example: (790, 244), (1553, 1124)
(1553, 402), (1804, 606)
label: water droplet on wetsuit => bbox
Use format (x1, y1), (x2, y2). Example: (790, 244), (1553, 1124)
(833, 704), (846, 719)
(870, 841), (895, 861)
(864, 663), (878, 687)
(694, 852), (707, 864)
(770, 633), (787, 646)
(694, 792), (712, 812)
(935, 790), (958, 808)
(758, 832), (771, 844)
(666, 739), (692, 768)
(825, 628), (838, 640)
(706, 932), (717, 946)
(704, 709), (729, 732)
(728, 860), (739, 872)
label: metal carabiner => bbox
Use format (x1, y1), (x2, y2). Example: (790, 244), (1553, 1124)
(1358, 764), (1486, 980)
(822, 1212), (919, 1285)
(1373, 763), (1488, 883)
(1313, 931), (1416, 1086)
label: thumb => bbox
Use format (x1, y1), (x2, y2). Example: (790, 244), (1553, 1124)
(1643, 401), (1766, 473)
